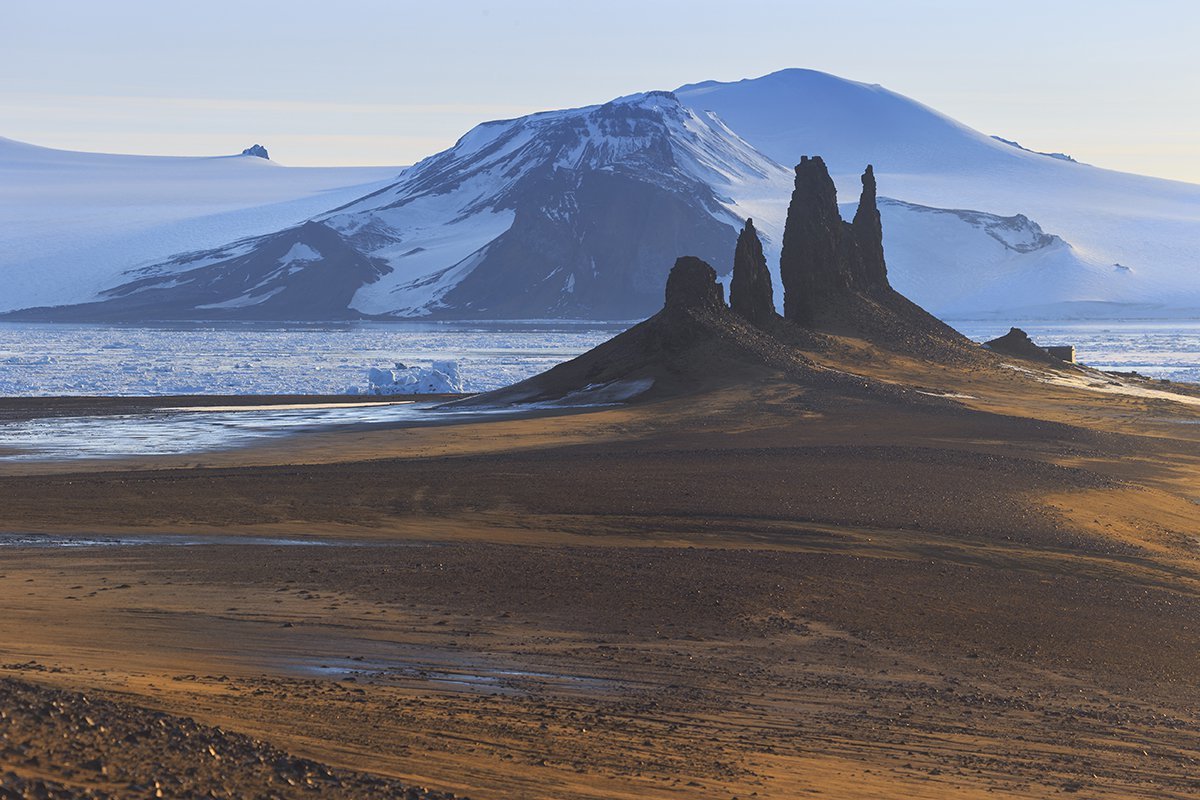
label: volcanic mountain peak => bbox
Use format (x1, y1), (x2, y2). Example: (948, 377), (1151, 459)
(314, 89), (791, 320)
(332, 90), (785, 221)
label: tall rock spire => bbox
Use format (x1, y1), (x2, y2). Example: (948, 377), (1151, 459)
(729, 219), (775, 326)
(852, 165), (887, 287)
(778, 156), (891, 326)
(779, 156), (844, 325)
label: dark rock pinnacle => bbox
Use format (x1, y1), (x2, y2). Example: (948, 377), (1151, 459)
(729, 219), (775, 326)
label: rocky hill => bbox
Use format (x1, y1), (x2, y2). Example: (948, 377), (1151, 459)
(462, 155), (979, 406)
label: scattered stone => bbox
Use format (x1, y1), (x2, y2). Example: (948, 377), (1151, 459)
(0, 677), (463, 799)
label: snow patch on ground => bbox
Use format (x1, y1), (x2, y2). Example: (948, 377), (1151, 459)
(998, 362), (1200, 408)
(278, 242), (321, 264)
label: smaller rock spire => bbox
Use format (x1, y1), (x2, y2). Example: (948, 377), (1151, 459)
(852, 165), (887, 287)
(729, 219), (775, 326)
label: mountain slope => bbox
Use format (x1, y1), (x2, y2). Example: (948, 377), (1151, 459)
(17, 221), (393, 321)
(31, 92), (792, 321)
(0, 137), (401, 312)
(330, 91), (787, 319)
(676, 69), (1200, 316)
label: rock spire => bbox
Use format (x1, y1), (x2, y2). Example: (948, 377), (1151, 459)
(778, 156), (889, 325)
(729, 219), (776, 326)
(664, 256), (725, 311)
(852, 165), (887, 287)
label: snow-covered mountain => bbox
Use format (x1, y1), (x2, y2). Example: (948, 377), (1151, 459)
(676, 69), (1200, 317)
(0, 137), (401, 312)
(5, 69), (1200, 321)
(26, 92), (790, 320)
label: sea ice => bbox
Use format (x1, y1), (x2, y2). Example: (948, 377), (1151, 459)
(364, 361), (464, 395)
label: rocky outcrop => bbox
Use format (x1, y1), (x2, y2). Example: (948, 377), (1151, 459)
(779, 156), (843, 325)
(457, 252), (820, 408)
(241, 144), (269, 159)
(778, 156), (889, 325)
(852, 165), (887, 287)
(462, 153), (992, 408)
(729, 219), (775, 326)
(16, 221), (391, 321)
(665, 256), (725, 311)
(983, 327), (1063, 363)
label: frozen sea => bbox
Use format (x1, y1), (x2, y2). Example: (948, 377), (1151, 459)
(952, 320), (1200, 383)
(0, 321), (628, 396)
(0, 319), (1199, 397)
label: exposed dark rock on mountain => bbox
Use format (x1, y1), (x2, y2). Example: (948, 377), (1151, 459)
(434, 167), (738, 320)
(991, 136), (1078, 163)
(241, 144), (270, 159)
(665, 256), (726, 311)
(879, 199), (1062, 254)
(769, 155), (975, 363)
(9, 221), (390, 321)
(984, 327), (1067, 363)
(729, 219), (775, 326)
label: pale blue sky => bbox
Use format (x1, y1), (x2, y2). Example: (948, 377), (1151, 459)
(3, 0), (1197, 181)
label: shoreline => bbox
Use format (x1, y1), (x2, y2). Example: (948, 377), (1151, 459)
(0, 393), (466, 421)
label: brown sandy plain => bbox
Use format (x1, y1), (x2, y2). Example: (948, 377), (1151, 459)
(2, 324), (1200, 799)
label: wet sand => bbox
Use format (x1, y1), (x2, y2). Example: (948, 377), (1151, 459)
(3, 345), (1200, 798)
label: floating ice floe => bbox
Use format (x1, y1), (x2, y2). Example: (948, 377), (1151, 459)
(361, 361), (464, 395)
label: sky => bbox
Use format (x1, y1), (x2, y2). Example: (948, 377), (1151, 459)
(2, 0), (1198, 182)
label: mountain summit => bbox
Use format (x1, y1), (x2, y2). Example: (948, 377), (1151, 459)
(22, 92), (786, 321)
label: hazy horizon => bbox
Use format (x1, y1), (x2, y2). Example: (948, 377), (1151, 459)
(3, 0), (1198, 183)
